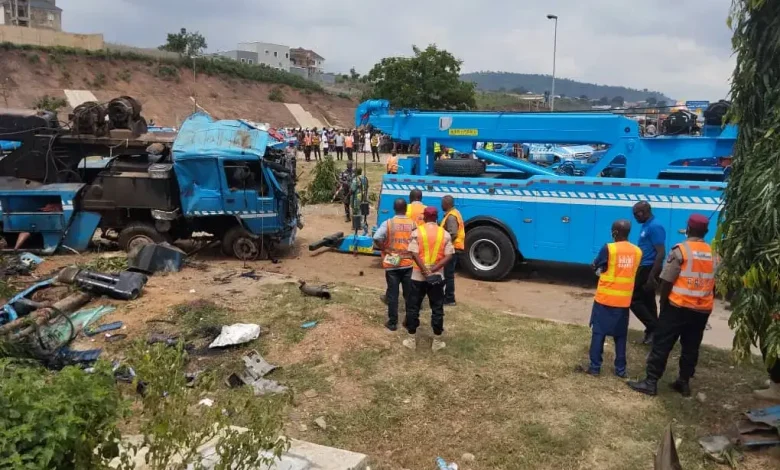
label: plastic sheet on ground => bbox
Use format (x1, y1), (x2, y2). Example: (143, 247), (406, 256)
(208, 323), (261, 348)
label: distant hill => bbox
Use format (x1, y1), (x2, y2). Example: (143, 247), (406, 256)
(461, 72), (673, 103)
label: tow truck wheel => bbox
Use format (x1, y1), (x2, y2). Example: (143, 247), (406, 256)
(222, 227), (265, 261)
(463, 226), (516, 281)
(118, 222), (168, 252)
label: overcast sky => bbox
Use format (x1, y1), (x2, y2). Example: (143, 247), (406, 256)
(60, 0), (735, 100)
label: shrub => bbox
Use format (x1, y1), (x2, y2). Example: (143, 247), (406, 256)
(268, 87), (285, 102)
(91, 72), (107, 88)
(301, 157), (339, 204)
(32, 94), (68, 112)
(26, 53), (40, 64)
(116, 69), (132, 82)
(156, 64), (180, 81)
(337, 92), (352, 100)
(0, 359), (125, 469)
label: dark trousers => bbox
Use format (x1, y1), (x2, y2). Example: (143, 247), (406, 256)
(313, 146), (321, 160)
(346, 148), (353, 160)
(323, 147), (329, 156)
(406, 279), (445, 335)
(335, 146), (344, 160)
(630, 265), (658, 333)
(304, 146), (312, 161)
(343, 201), (351, 220)
(589, 332), (628, 375)
(646, 303), (709, 381)
(385, 268), (412, 325)
(443, 255), (458, 303)
(371, 146), (380, 161)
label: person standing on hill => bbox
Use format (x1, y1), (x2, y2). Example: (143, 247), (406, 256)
(335, 131), (345, 160)
(579, 220), (642, 377)
(403, 207), (455, 352)
(628, 214), (717, 397)
(406, 189), (426, 226)
(373, 198), (415, 331)
(440, 196), (465, 306)
(631, 201), (666, 345)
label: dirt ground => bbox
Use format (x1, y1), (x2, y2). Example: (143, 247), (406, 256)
(0, 50), (356, 128)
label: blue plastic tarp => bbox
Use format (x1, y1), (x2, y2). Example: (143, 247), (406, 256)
(172, 112), (281, 162)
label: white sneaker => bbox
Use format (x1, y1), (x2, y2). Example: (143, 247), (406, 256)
(402, 335), (416, 350)
(432, 338), (446, 352)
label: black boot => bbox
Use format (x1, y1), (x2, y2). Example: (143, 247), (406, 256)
(670, 379), (691, 397)
(642, 331), (654, 345)
(627, 378), (658, 396)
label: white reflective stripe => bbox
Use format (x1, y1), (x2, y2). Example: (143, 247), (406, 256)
(671, 286), (711, 298)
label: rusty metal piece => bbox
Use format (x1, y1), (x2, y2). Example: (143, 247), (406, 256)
(298, 280), (331, 300)
(1, 292), (92, 339)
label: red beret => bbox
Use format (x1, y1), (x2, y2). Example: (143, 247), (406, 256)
(423, 206), (438, 218)
(687, 214), (709, 231)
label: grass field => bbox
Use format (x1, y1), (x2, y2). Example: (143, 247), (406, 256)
(148, 281), (775, 470)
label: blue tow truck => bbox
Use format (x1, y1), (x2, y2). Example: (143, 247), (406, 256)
(312, 100), (735, 281)
(0, 106), (301, 259)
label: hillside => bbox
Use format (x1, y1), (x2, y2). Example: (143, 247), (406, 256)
(461, 72), (673, 103)
(0, 48), (357, 128)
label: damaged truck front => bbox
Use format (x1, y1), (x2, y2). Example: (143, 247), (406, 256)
(0, 108), (301, 259)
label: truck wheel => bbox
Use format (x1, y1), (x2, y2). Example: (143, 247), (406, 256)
(433, 159), (486, 177)
(118, 223), (168, 252)
(222, 226), (266, 261)
(462, 226), (516, 281)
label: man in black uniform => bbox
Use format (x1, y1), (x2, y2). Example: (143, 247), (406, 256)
(334, 161), (355, 223)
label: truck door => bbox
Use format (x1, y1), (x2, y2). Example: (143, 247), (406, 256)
(222, 161), (260, 215)
(533, 190), (571, 256)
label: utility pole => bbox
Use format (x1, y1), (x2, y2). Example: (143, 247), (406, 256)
(547, 14), (558, 112)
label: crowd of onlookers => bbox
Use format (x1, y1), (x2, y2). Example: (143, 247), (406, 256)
(284, 127), (423, 162)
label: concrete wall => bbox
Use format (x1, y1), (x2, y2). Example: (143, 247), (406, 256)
(215, 49), (258, 64)
(238, 41), (290, 71)
(289, 66), (308, 79)
(104, 42), (179, 60)
(0, 24), (102, 49)
(30, 6), (61, 31)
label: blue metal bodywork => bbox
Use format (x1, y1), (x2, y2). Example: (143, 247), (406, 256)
(0, 181), (100, 253)
(172, 112), (297, 243)
(356, 100), (735, 273)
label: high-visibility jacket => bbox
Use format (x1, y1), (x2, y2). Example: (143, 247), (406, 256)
(312, 134), (320, 145)
(406, 201), (426, 226)
(382, 216), (415, 269)
(413, 223), (447, 272)
(440, 208), (465, 250)
(485, 142), (494, 151)
(345, 136), (354, 149)
(668, 240), (716, 311)
(386, 155), (399, 174)
(447, 147), (455, 155)
(303, 135), (312, 146)
(371, 135), (379, 146)
(433, 142), (441, 154)
(594, 241), (642, 308)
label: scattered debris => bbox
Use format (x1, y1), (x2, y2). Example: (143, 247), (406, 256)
(57, 266), (148, 300)
(105, 333), (127, 343)
(303, 389), (319, 399)
(113, 362), (136, 382)
(239, 270), (261, 280)
(699, 435), (731, 454)
(128, 242), (186, 274)
(654, 424), (682, 470)
(696, 392), (707, 403)
(84, 321), (123, 336)
(299, 424), (308, 432)
(745, 404), (780, 427)
(51, 347), (102, 368)
(148, 332), (185, 348)
(19, 252), (44, 269)
(213, 271), (237, 284)
(298, 280), (331, 299)
(737, 405), (780, 448)
(208, 323), (261, 348)
(436, 457), (458, 470)
(225, 350), (287, 396)
(461, 453), (475, 463)
(314, 417), (328, 430)
(198, 398), (214, 407)
(301, 321), (318, 329)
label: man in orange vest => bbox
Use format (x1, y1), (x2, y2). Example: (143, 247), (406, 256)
(403, 206), (455, 352)
(345, 132), (354, 161)
(373, 198), (415, 331)
(628, 214), (716, 397)
(578, 219), (642, 377)
(406, 189), (426, 226)
(386, 151), (399, 174)
(440, 195), (465, 305)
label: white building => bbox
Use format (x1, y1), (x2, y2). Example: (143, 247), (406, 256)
(237, 42), (290, 71)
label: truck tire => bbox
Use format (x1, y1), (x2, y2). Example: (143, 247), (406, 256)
(118, 222), (168, 252)
(433, 158), (486, 177)
(222, 226), (267, 261)
(462, 226), (516, 281)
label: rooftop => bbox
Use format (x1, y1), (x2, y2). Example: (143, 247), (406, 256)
(291, 48), (325, 60)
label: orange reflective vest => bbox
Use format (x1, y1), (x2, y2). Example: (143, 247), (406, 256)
(386, 155), (399, 174)
(440, 208), (465, 250)
(345, 136), (354, 149)
(668, 240), (716, 311)
(594, 241), (642, 308)
(303, 135), (312, 146)
(406, 201), (426, 226)
(382, 216), (415, 269)
(413, 223), (447, 272)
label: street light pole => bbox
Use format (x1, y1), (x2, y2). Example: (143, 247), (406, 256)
(547, 14), (558, 112)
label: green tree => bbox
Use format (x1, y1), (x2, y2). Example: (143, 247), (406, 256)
(611, 96), (625, 107)
(159, 28), (208, 57)
(579, 94), (589, 101)
(646, 96), (658, 106)
(598, 96), (609, 105)
(362, 45), (476, 110)
(349, 67), (360, 81)
(717, 0), (780, 364)
(657, 100), (668, 108)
